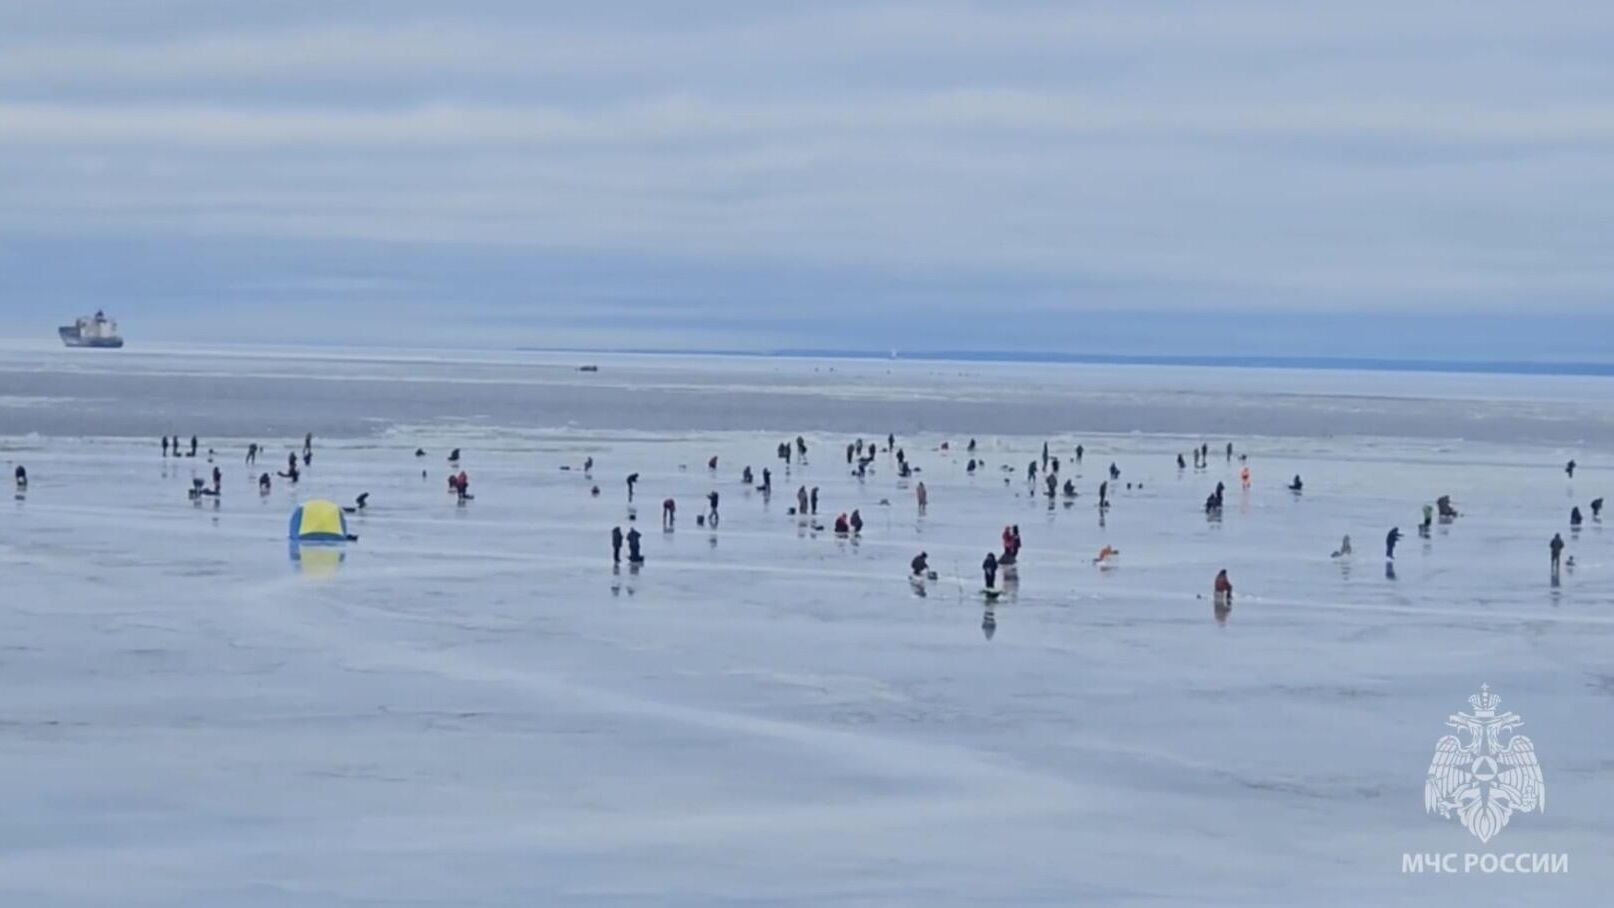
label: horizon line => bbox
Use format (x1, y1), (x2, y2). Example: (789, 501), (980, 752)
(515, 347), (1614, 378)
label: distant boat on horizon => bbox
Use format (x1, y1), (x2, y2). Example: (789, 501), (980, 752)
(59, 310), (124, 348)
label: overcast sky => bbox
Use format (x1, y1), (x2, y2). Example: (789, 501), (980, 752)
(2, 1), (1611, 357)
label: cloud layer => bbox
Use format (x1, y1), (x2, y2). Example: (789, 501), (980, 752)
(1, 2), (1611, 350)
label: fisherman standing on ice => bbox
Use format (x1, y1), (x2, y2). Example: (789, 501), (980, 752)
(161, 437), (169, 458)
(1550, 532), (1565, 575)
(707, 491), (720, 526)
(611, 526), (624, 564)
(982, 552), (999, 590)
(1385, 526), (1402, 559)
(626, 527), (644, 564)
(626, 473), (639, 501)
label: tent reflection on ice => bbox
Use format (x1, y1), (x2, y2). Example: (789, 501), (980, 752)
(288, 499), (351, 575)
(289, 541), (345, 576)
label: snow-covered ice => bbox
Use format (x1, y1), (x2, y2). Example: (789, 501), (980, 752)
(0, 349), (1610, 905)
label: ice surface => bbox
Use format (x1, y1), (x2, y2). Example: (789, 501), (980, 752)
(0, 352), (1611, 905)
(3, 342), (1614, 444)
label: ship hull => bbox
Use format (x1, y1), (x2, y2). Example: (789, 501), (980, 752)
(59, 327), (124, 349)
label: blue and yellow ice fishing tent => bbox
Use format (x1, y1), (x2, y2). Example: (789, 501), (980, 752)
(288, 499), (348, 543)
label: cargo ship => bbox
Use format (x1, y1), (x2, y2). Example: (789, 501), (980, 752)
(58, 310), (124, 348)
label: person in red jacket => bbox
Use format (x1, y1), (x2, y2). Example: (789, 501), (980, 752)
(1214, 569), (1233, 610)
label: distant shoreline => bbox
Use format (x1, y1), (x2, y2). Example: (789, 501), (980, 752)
(517, 347), (1614, 379)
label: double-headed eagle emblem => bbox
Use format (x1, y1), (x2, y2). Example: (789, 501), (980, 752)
(1424, 684), (1545, 843)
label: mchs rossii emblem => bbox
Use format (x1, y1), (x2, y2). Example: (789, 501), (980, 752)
(1424, 684), (1544, 843)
